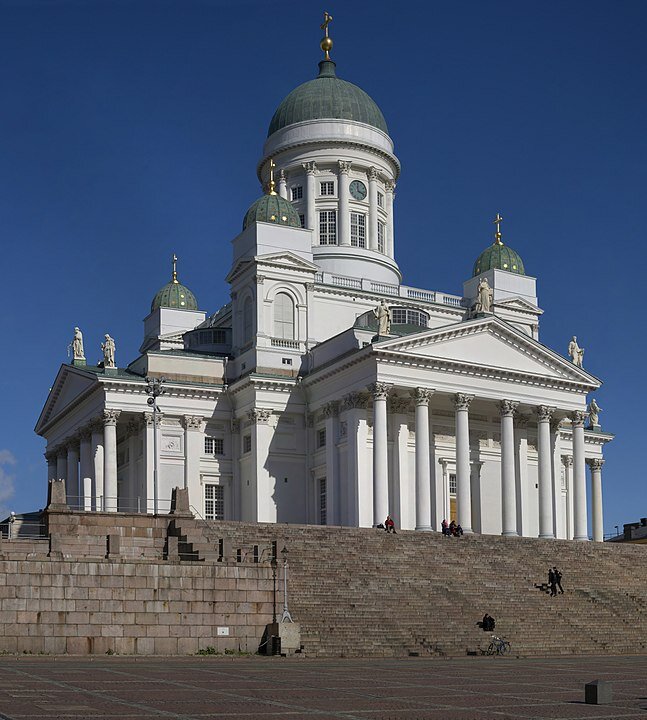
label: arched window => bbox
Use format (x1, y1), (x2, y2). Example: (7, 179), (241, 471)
(274, 292), (295, 340)
(243, 297), (253, 343)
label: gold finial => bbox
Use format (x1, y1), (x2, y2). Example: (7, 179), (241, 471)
(493, 213), (503, 245)
(172, 253), (178, 283)
(268, 159), (277, 195)
(320, 11), (333, 59)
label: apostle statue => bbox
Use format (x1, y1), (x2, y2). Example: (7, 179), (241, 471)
(587, 398), (602, 428)
(68, 326), (85, 361)
(475, 277), (493, 313)
(568, 336), (584, 367)
(373, 299), (392, 336)
(101, 334), (116, 368)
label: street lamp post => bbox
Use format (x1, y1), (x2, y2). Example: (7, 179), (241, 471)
(270, 554), (278, 624)
(280, 545), (293, 623)
(145, 376), (165, 514)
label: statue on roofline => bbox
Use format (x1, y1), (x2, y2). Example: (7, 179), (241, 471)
(68, 326), (85, 361)
(373, 299), (392, 336)
(587, 398), (602, 429)
(102, 334), (116, 368)
(475, 277), (493, 313)
(568, 336), (584, 367)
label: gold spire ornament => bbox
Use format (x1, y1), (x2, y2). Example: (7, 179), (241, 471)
(493, 213), (503, 245)
(320, 11), (333, 59)
(268, 159), (277, 195)
(172, 253), (178, 283)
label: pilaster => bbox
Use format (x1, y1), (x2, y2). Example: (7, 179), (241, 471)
(454, 393), (473, 533)
(338, 161), (351, 247)
(368, 167), (379, 251)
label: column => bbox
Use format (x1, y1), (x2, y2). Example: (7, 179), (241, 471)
(183, 415), (203, 509)
(499, 400), (518, 536)
(249, 409), (275, 523)
(454, 393), (473, 533)
(338, 161), (351, 247)
(368, 167), (379, 250)
(385, 180), (395, 258)
(142, 412), (156, 513)
(56, 448), (67, 485)
(514, 415), (529, 536)
(389, 396), (411, 529)
(322, 402), (340, 525)
(537, 405), (555, 539)
(563, 455), (574, 539)
(303, 161), (317, 232)
(66, 441), (80, 508)
(45, 452), (57, 484)
(127, 420), (139, 512)
(439, 459), (450, 523)
(278, 168), (287, 199)
(231, 418), (241, 520)
(571, 410), (588, 540)
(369, 382), (390, 527)
(103, 409), (121, 512)
(79, 430), (93, 512)
(588, 458), (605, 542)
(550, 419), (565, 538)
(414, 388), (432, 531)
(91, 421), (104, 511)
(341, 392), (370, 527)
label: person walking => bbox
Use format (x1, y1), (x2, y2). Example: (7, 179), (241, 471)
(554, 567), (564, 594)
(548, 567), (557, 596)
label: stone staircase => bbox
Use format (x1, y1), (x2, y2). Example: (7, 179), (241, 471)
(176, 519), (647, 658)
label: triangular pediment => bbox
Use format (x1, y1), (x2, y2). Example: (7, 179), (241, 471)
(375, 316), (599, 388)
(226, 252), (318, 283)
(35, 365), (99, 434)
(495, 296), (543, 314)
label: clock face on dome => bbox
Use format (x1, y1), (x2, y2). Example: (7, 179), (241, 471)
(349, 180), (367, 201)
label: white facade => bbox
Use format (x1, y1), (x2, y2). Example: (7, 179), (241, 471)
(35, 48), (612, 541)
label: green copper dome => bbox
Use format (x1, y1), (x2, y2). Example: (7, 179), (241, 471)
(151, 256), (199, 312)
(268, 60), (388, 137)
(473, 242), (526, 277)
(243, 193), (301, 231)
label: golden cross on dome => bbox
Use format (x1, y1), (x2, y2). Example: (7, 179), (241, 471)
(320, 11), (333, 59)
(268, 159), (277, 195)
(172, 253), (178, 283)
(493, 213), (503, 244)
(320, 11), (333, 35)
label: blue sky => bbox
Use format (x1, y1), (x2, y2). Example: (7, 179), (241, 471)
(0, 0), (644, 532)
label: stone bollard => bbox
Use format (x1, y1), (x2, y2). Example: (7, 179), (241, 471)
(107, 534), (121, 559)
(166, 535), (179, 560)
(585, 680), (612, 705)
(169, 487), (192, 517)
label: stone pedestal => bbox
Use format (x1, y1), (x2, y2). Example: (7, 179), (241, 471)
(264, 622), (301, 656)
(585, 680), (612, 705)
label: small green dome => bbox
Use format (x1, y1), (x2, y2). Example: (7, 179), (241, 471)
(243, 193), (301, 231)
(268, 60), (388, 137)
(151, 281), (198, 312)
(473, 242), (526, 277)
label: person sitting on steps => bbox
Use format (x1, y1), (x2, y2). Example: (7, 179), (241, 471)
(481, 613), (495, 632)
(441, 519), (450, 536)
(384, 515), (396, 533)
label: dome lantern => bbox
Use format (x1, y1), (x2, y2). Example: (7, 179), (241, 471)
(473, 214), (526, 277)
(151, 254), (199, 312)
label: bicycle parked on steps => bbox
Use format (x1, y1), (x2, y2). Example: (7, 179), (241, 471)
(485, 635), (511, 656)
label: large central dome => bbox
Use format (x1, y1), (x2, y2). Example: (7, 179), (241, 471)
(267, 59), (388, 137)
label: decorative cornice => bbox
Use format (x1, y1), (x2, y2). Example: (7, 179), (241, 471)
(586, 458), (605, 471)
(453, 393), (473, 412)
(414, 387), (433, 406)
(103, 409), (121, 427)
(368, 382), (391, 400)
(499, 400), (518, 417)
(537, 406), (555, 423)
(570, 410), (587, 428)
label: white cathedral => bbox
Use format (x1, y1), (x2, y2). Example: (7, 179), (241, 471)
(35, 25), (612, 541)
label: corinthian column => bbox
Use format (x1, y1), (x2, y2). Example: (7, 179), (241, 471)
(499, 400), (518, 536)
(278, 168), (287, 199)
(79, 429), (93, 512)
(303, 161), (317, 232)
(385, 180), (395, 258)
(66, 440), (80, 508)
(338, 161), (351, 247)
(368, 167), (379, 250)
(537, 406), (555, 539)
(369, 382), (391, 527)
(571, 410), (588, 540)
(414, 388), (433, 531)
(587, 458), (605, 542)
(454, 393), (473, 533)
(103, 409), (121, 512)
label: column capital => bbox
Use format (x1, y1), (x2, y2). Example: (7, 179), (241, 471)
(414, 387), (433, 406)
(302, 161), (317, 175)
(562, 454), (573, 467)
(536, 405), (555, 423)
(78, 428), (92, 442)
(570, 410), (587, 428)
(368, 166), (379, 181)
(66, 438), (80, 453)
(56, 447), (67, 460)
(586, 458), (605, 470)
(498, 399), (518, 417)
(183, 415), (203, 431)
(515, 414), (530, 429)
(453, 393), (473, 411)
(103, 409), (121, 427)
(368, 382), (391, 401)
(142, 411), (162, 428)
(385, 180), (396, 193)
(389, 395), (411, 414)
(338, 160), (352, 174)
(255, 274), (266, 285)
(321, 401), (340, 419)
(550, 417), (563, 433)
(248, 408), (272, 425)
(45, 450), (57, 462)
(341, 391), (369, 411)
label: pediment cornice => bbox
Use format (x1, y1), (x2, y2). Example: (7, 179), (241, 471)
(227, 252), (318, 284)
(495, 296), (543, 314)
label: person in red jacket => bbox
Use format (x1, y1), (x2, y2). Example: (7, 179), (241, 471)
(384, 515), (396, 533)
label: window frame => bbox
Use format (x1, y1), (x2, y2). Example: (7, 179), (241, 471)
(320, 181), (335, 196)
(319, 210), (337, 245)
(350, 212), (366, 248)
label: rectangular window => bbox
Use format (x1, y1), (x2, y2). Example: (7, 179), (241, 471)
(204, 437), (224, 456)
(204, 484), (225, 520)
(243, 435), (252, 453)
(317, 428), (326, 448)
(320, 181), (334, 196)
(319, 210), (337, 245)
(449, 473), (457, 495)
(350, 213), (366, 248)
(299, 214), (305, 228)
(291, 186), (303, 201)
(319, 477), (327, 525)
(377, 191), (384, 208)
(377, 221), (385, 253)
